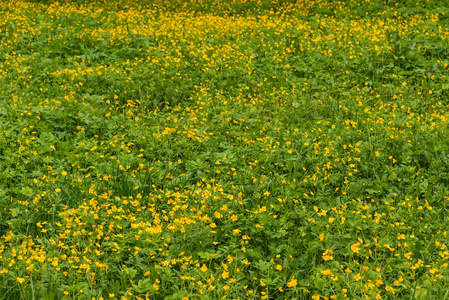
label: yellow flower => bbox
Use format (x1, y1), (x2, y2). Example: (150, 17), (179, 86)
(227, 255), (233, 263)
(287, 277), (297, 287)
(61, 171), (67, 176)
(200, 264), (208, 272)
(353, 273), (362, 281)
(153, 284), (159, 291)
(312, 296), (320, 300)
(351, 242), (361, 254)
(17, 277), (25, 283)
(322, 249), (333, 261)
(320, 269), (332, 276)
(109, 294), (115, 298)
(319, 233), (325, 241)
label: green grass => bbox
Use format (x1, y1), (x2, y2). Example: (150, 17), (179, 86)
(1, 0), (449, 299)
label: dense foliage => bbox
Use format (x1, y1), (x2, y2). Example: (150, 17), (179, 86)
(1, 0), (449, 299)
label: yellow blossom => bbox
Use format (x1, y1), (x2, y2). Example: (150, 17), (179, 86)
(287, 277), (297, 287)
(200, 264), (208, 272)
(351, 242), (361, 254)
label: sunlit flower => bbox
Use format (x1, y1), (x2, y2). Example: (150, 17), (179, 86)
(287, 277), (297, 287)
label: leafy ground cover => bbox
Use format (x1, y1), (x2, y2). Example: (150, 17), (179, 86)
(1, 0), (449, 299)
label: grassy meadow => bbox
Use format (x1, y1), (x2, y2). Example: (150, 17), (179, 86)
(2, 0), (449, 298)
